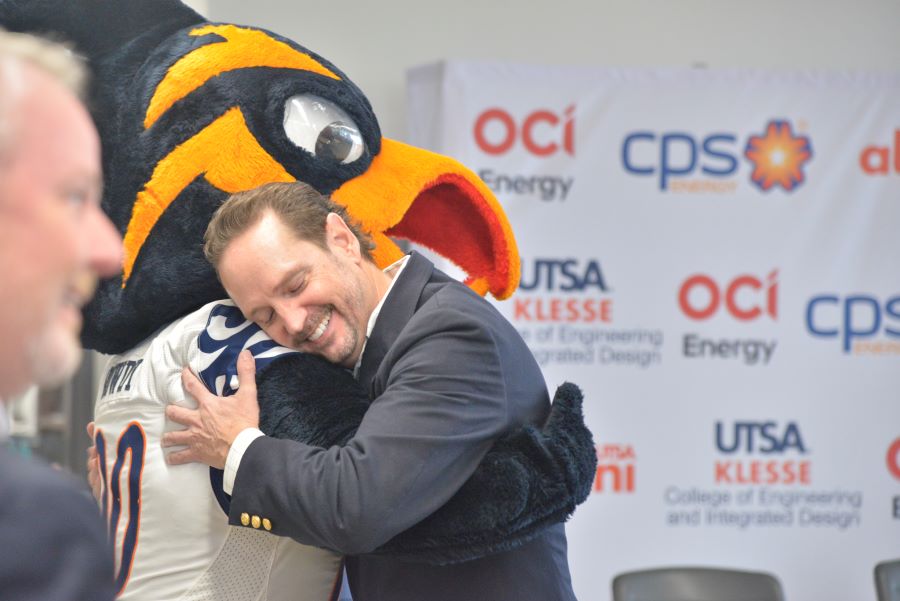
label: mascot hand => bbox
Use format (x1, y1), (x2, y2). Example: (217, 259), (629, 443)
(373, 382), (595, 564)
(257, 357), (596, 566)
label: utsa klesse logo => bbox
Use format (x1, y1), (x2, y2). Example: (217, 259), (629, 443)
(805, 293), (900, 355)
(678, 271), (778, 365)
(593, 444), (635, 494)
(514, 258), (611, 323)
(859, 129), (900, 175)
(622, 119), (812, 193)
(714, 421), (810, 485)
(473, 106), (575, 202)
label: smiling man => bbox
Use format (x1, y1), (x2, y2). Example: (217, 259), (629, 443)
(166, 181), (578, 601)
(0, 30), (121, 601)
(206, 188), (389, 371)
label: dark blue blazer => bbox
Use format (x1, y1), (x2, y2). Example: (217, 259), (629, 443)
(230, 252), (577, 601)
(0, 446), (114, 601)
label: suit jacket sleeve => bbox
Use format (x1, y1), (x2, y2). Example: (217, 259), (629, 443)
(0, 451), (115, 601)
(227, 292), (514, 554)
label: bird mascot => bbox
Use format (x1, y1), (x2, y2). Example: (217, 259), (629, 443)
(0, 1), (596, 599)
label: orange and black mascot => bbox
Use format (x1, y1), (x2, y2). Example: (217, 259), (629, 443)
(1, 0), (594, 573)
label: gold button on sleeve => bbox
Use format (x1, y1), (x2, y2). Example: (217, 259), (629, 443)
(240, 513), (250, 526)
(251, 515), (261, 529)
(262, 518), (272, 531)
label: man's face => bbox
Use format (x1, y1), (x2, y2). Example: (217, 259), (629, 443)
(0, 67), (122, 398)
(220, 211), (381, 369)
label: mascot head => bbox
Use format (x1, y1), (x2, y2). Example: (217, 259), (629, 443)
(0, 0), (519, 353)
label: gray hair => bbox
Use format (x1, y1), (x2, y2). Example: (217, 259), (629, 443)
(0, 30), (88, 158)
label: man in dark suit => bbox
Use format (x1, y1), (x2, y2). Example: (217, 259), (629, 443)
(0, 30), (120, 600)
(166, 181), (578, 601)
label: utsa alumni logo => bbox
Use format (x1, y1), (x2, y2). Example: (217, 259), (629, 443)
(196, 303), (297, 396)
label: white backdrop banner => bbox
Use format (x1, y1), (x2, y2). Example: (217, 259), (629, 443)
(406, 62), (900, 601)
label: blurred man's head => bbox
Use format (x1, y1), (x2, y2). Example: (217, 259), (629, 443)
(0, 32), (122, 398)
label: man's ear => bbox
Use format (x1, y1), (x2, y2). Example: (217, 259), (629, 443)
(324, 212), (360, 261)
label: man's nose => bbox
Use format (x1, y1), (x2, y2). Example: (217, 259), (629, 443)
(278, 302), (307, 338)
(85, 205), (122, 278)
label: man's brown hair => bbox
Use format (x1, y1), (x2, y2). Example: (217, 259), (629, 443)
(204, 181), (375, 269)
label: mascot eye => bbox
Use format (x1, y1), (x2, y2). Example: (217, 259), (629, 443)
(283, 95), (365, 164)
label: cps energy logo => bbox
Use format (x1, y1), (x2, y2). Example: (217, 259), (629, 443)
(745, 121), (812, 191)
(622, 119), (813, 193)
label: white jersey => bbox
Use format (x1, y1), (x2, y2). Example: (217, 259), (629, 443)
(94, 299), (342, 601)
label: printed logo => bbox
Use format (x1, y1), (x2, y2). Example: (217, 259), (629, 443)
(515, 258), (611, 323)
(888, 438), (900, 481)
(805, 293), (900, 354)
(593, 444), (636, 494)
(512, 258), (663, 369)
(473, 106), (576, 202)
(714, 421), (810, 485)
(474, 106), (575, 157)
(666, 421), (861, 530)
(679, 271), (778, 321)
(622, 119), (812, 193)
(678, 271), (779, 365)
(889, 438), (900, 520)
(744, 120), (812, 191)
(859, 129), (900, 175)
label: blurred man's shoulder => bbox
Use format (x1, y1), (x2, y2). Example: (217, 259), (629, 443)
(0, 447), (95, 510)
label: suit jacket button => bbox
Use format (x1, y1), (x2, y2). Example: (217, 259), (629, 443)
(240, 513), (250, 526)
(262, 518), (272, 531)
(251, 515), (261, 529)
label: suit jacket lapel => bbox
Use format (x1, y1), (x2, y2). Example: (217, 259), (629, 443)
(356, 252), (433, 394)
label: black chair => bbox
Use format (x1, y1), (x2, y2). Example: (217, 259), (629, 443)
(612, 566), (784, 601)
(876, 559), (900, 601)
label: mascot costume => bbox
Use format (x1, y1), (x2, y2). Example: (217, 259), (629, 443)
(1, 1), (596, 599)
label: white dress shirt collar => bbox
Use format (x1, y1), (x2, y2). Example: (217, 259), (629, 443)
(353, 254), (410, 377)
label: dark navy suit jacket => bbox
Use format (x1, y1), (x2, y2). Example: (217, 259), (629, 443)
(229, 252), (577, 601)
(0, 446), (114, 601)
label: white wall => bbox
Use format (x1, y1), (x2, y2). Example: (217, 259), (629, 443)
(204, 0), (899, 139)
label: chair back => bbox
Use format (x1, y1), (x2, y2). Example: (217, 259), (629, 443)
(612, 566), (784, 601)
(876, 560), (900, 601)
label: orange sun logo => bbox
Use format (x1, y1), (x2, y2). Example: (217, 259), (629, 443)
(744, 120), (812, 192)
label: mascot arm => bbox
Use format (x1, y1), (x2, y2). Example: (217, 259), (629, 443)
(256, 354), (596, 565)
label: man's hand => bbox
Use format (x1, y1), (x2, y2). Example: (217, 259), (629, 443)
(85, 422), (102, 502)
(162, 350), (260, 470)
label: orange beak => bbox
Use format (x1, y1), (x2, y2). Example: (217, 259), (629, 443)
(332, 138), (519, 300)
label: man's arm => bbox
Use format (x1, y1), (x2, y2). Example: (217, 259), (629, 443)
(166, 350), (260, 470)
(169, 304), (512, 554)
